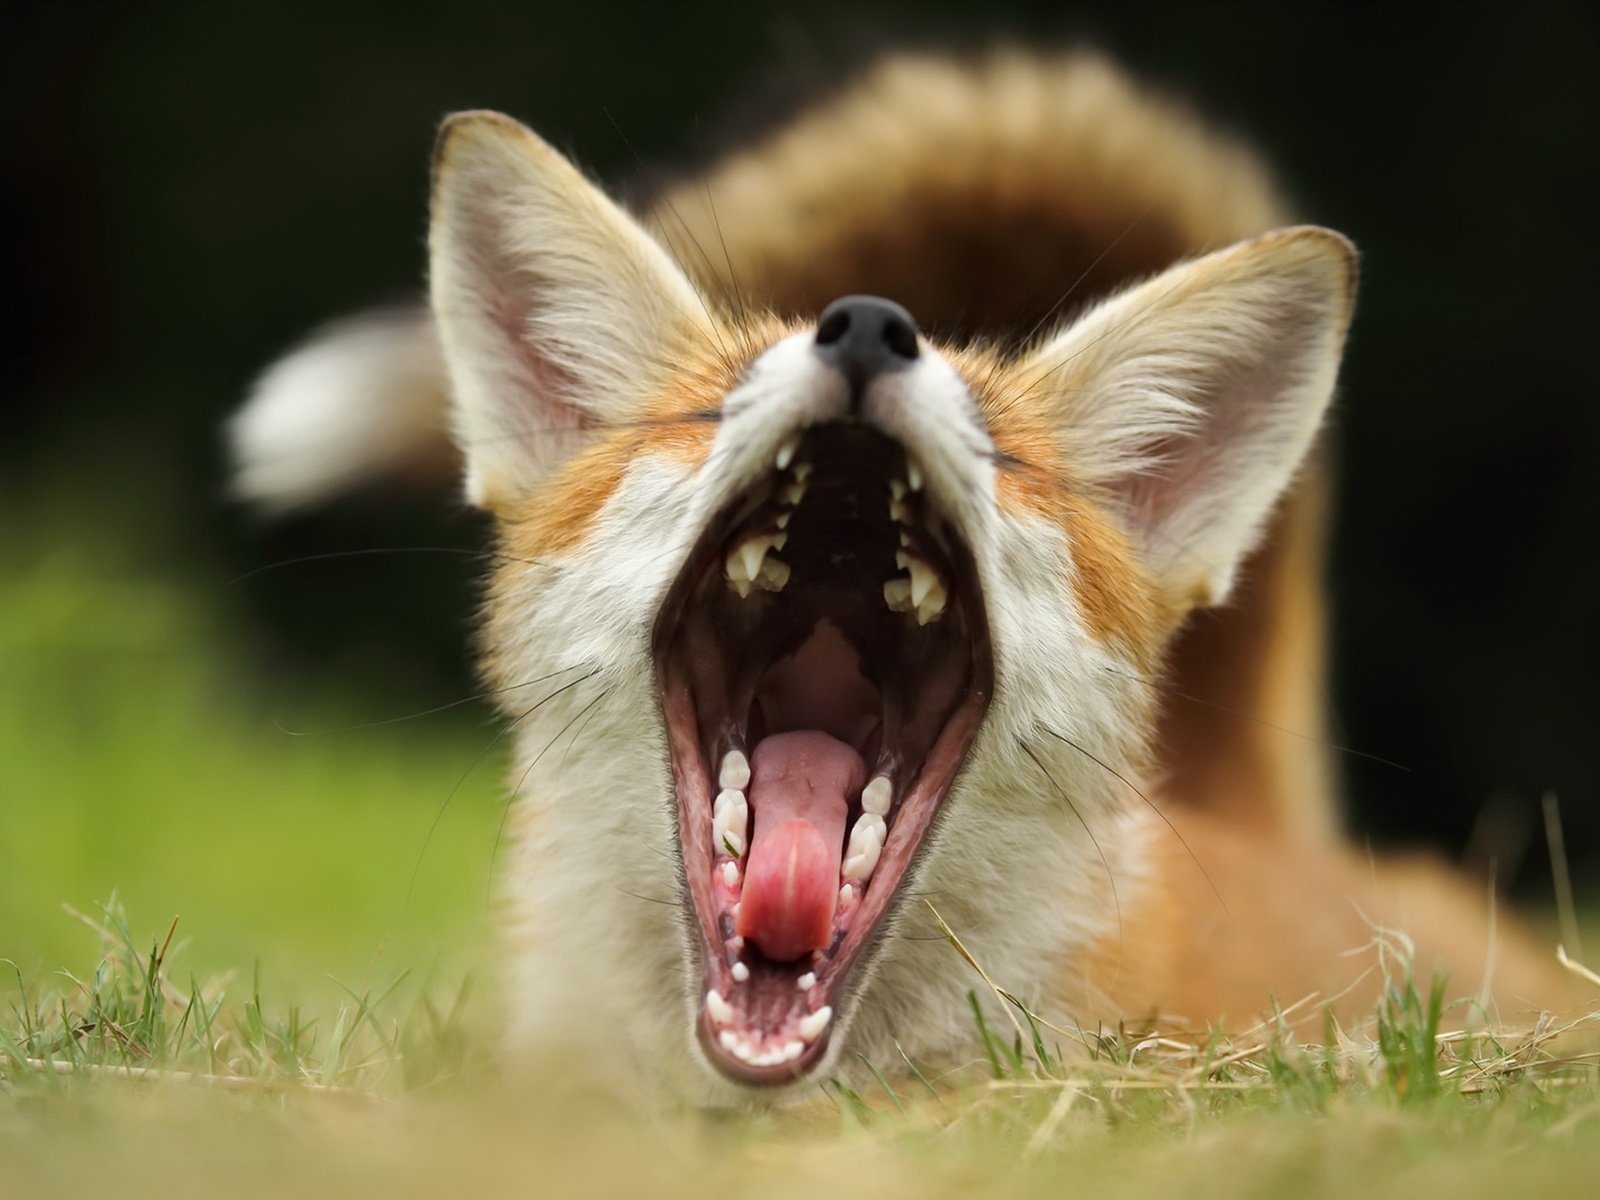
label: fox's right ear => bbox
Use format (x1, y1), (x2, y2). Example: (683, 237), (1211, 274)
(430, 111), (717, 511)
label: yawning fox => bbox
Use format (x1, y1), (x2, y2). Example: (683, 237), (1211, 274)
(232, 50), (1582, 1100)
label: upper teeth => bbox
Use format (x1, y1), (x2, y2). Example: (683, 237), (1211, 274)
(725, 533), (789, 597)
(885, 550), (947, 624)
(706, 989), (734, 1027)
(776, 438), (798, 471)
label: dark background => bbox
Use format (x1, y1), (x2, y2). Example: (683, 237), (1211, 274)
(5, 1), (1597, 894)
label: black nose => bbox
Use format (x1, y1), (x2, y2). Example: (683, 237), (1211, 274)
(813, 295), (919, 398)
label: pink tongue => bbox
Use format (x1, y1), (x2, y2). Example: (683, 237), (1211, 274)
(735, 730), (866, 962)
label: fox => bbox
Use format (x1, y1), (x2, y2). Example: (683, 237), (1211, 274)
(231, 50), (1585, 1101)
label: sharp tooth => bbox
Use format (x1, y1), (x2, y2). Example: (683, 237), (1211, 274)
(776, 437), (798, 471)
(720, 860), (741, 889)
(770, 531), (788, 551)
(731, 961), (750, 983)
(755, 556), (790, 592)
(797, 1006), (833, 1042)
(889, 479), (907, 502)
(883, 578), (913, 613)
(706, 989), (734, 1026)
(904, 554), (939, 607)
(907, 461), (923, 491)
(724, 545), (756, 597)
(797, 971), (816, 991)
(782, 1041), (804, 1063)
(776, 510), (791, 529)
(915, 579), (947, 625)
(861, 776), (892, 816)
(889, 496), (912, 524)
(792, 462), (813, 483)
(782, 479), (807, 505)
(736, 536), (771, 583)
(719, 751), (750, 791)
(899, 529), (911, 546)
(719, 1030), (739, 1053)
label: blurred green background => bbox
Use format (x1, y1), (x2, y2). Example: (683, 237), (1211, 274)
(3, 0), (1597, 993)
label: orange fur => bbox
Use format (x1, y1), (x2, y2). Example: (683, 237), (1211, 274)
(1072, 809), (1582, 1030)
(648, 51), (1332, 842)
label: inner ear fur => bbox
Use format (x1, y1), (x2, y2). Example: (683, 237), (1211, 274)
(429, 110), (718, 510)
(1016, 226), (1356, 608)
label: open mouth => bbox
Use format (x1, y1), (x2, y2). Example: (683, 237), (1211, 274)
(653, 423), (993, 1085)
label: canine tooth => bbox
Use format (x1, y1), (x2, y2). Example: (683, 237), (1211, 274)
(797, 971), (816, 991)
(904, 554), (939, 607)
(719, 1030), (739, 1054)
(720, 860), (741, 889)
(907, 461), (923, 491)
(755, 556), (790, 592)
(915, 579), (948, 626)
(736, 536), (773, 584)
(861, 776), (892, 816)
(731, 961), (750, 983)
(782, 1041), (804, 1063)
(883, 578), (913, 613)
(797, 1006), (832, 1042)
(776, 438), (798, 471)
(706, 990), (734, 1026)
(719, 751), (750, 791)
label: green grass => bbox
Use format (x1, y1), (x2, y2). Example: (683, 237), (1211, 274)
(3, 509), (1598, 1198)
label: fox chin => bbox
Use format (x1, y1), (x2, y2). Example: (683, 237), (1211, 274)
(230, 49), (1586, 1103)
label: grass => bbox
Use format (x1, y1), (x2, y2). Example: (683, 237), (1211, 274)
(3, 505), (1598, 1197)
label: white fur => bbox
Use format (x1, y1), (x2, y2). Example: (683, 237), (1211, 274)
(233, 110), (1355, 1103)
(229, 308), (448, 511)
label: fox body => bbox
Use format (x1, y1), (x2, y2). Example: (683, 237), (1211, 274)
(233, 51), (1580, 1101)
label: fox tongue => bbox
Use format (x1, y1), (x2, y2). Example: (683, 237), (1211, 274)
(736, 730), (865, 962)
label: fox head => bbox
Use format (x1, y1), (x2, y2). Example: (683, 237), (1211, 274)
(428, 110), (1354, 1099)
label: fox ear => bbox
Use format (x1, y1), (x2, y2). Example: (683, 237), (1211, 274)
(430, 111), (715, 510)
(1018, 227), (1356, 608)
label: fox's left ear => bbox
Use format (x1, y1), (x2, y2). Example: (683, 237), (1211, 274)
(1016, 226), (1356, 608)
(430, 111), (717, 510)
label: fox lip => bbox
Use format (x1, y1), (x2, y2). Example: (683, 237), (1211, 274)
(653, 422), (994, 1086)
